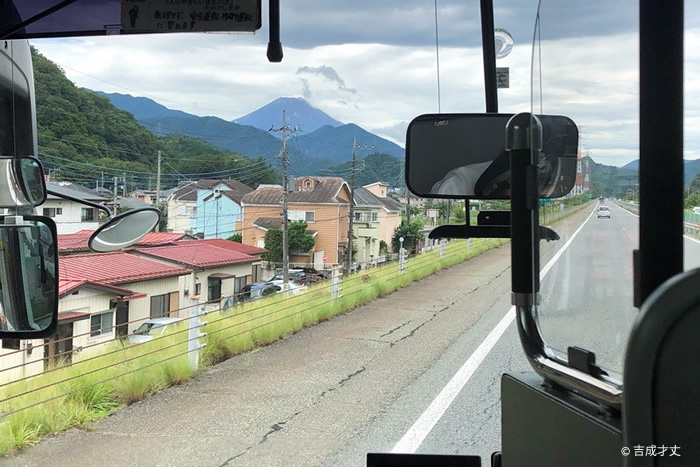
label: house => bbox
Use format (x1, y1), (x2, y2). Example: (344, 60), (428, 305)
(42, 181), (107, 234)
(239, 176), (351, 267)
(352, 187), (383, 264)
(131, 240), (264, 310)
(166, 182), (198, 234)
(362, 182), (403, 248)
(193, 179), (253, 239)
(38, 251), (192, 371)
(250, 216), (319, 265)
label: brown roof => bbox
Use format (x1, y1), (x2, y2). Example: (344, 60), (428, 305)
(242, 177), (350, 205)
(134, 241), (259, 268)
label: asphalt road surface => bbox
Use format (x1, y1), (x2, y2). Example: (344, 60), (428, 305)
(5, 203), (697, 467)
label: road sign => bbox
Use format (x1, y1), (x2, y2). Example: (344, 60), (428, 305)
(496, 67), (510, 88)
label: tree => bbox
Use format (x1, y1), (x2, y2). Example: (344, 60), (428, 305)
(392, 219), (424, 253)
(261, 221), (316, 262)
(228, 233), (243, 243)
(690, 172), (700, 194)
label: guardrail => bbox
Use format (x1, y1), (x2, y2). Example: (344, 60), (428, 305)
(613, 200), (700, 238)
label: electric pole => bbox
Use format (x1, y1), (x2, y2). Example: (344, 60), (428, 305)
(156, 150), (162, 231)
(270, 111), (300, 288)
(346, 138), (373, 273)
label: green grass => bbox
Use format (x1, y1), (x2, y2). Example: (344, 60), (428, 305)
(0, 207), (587, 455)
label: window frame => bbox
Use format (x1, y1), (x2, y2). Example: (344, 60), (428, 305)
(90, 312), (114, 338)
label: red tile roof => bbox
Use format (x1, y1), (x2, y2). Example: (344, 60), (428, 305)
(133, 241), (259, 268)
(184, 238), (267, 255)
(58, 231), (189, 253)
(60, 252), (190, 285)
(58, 279), (142, 298)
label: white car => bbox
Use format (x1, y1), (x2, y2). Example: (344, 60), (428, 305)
(128, 317), (184, 343)
(597, 206), (611, 218)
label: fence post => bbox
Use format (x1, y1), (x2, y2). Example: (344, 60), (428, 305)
(188, 299), (203, 370)
(331, 266), (341, 300)
(440, 239), (446, 258)
(399, 247), (407, 273)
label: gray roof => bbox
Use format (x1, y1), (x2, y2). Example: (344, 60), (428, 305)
(379, 196), (403, 212)
(242, 177), (350, 205)
(169, 183), (198, 202)
(47, 181), (107, 201)
(114, 197), (151, 210)
(353, 187), (384, 208)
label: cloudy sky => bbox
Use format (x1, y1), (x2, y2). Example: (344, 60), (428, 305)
(23, 0), (700, 167)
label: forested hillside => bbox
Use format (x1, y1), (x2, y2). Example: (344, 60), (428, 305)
(32, 48), (278, 189)
(316, 153), (403, 187)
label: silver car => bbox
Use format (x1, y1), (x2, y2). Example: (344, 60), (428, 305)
(597, 206), (611, 218)
(128, 317), (184, 343)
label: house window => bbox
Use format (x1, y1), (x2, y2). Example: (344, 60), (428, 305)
(305, 211), (315, 222)
(289, 210), (314, 222)
(208, 278), (222, 301)
(90, 312), (114, 338)
(354, 212), (362, 221)
(150, 294), (171, 318)
(234, 276), (248, 293)
(195, 283), (202, 296)
(42, 207), (62, 217)
(2, 338), (20, 349)
(81, 208), (95, 222)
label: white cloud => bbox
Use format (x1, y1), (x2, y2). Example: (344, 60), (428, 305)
(27, 0), (700, 170)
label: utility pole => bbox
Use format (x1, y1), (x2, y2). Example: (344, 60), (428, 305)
(113, 176), (117, 197)
(347, 137), (357, 273)
(269, 111), (300, 288)
(346, 138), (373, 273)
(156, 150), (162, 232)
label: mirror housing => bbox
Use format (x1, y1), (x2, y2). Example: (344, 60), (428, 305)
(0, 215), (58, 339)
(405, 113), (579, 199)
(88, 207), (161, 253)
(0, 156), (47, 207)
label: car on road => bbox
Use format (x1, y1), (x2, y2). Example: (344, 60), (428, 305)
(597, 206), (611, 218)
(128, 317), (184, 344)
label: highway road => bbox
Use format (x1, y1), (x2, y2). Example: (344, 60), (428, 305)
(5, 202), (700, 466)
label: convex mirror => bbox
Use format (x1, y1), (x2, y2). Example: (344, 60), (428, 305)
(0, 157), (46, 207)
(405, 113), (579, 199)
(89, 207), (161, 253)
(0, 215), (58, 338)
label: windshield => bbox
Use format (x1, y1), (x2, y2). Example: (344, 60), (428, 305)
(5, 0), (700, 465)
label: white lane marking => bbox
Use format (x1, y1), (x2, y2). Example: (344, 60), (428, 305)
(392, 207), (596, 454)
(614, 202), (700, 245)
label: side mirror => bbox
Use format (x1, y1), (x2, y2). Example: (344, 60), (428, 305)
(88, 207), (161, 253)
(0, 157), (47, 207)
(0, 215), (58, 338)
(405, 113), (579, 199)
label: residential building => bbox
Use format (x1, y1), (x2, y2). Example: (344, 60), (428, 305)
(240, 176), (351, 267)
(17, 251), (192, 376)
(132, 241), (263, 310)
(193, 179), (253, 239)
(362, 182), (403, 247)
(352, 187), (383, 264)
(42, 181), (107, 234)
(166, 182), (198, 234)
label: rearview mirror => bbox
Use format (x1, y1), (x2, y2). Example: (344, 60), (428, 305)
(0, 157), (47, 207)
(405, 113), (579, 199)
(0, 215), (58, 338)
(89, 207), (161, 253)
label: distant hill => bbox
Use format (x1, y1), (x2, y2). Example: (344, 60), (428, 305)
(95, 91), (197, 121)
(316, 153), (404, 187)
(102, 95), (404, 171)
(295, 123), (405, 162)
(235, 97), (343, 134)
(619, 158), (700, 186)
(32, 48), (278, 190)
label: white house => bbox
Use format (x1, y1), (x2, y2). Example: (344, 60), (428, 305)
(42, 181), (107, 234)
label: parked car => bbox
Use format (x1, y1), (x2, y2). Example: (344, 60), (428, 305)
(128, 317), (184, 344)
(270, 269), (307, 284)
(238, 280), (307, 302)
(597, 206), (611, 218)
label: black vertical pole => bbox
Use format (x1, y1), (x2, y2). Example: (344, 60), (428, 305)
(638, 0), (683, 303)
(480, 0), (498, 113)
(266, 0), (283, 62)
